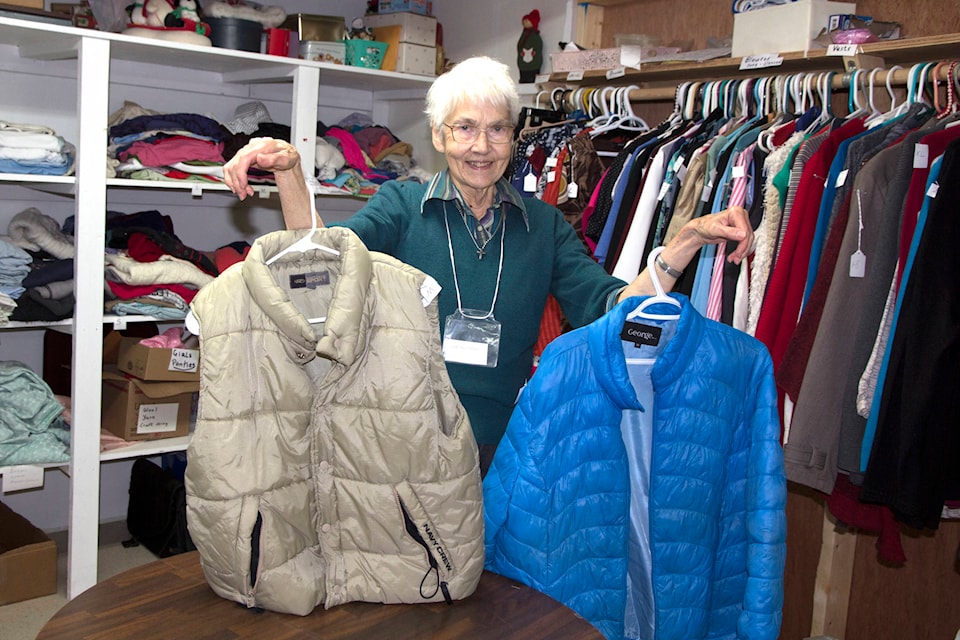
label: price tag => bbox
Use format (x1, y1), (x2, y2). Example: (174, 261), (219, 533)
(255, 187), (270, 199)
(849, 250), (866, 278)
(545, 156), (558, 168)
(191, 184), (203, 196)
(835, 169), (848, 188)
(927, 182), (940, 198)
(657, 181), (670, 202)
(605, 67), (626, 80)
(739, 54), (784, 70)
(1, 465), (45, 493)
(534, 73), (551, 84)
(732, 165), (746, 179)
(566, 182), (579, 199)
(523, 172), (537, 192)
(546, 170), (556, 183)
(565, 70), (584, 81)
(827, 44), (860, 57)
(420, 275), (441, 307)
(913, 143), (929, 169)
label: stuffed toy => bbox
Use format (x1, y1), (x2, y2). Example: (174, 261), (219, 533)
(125, 0), (211, 43)
(202, 0), (286, 28)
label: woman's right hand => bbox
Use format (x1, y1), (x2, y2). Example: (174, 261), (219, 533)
(223, 137), (302, 201)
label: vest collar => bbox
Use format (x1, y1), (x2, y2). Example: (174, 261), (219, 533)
(243, 226), (372, 368)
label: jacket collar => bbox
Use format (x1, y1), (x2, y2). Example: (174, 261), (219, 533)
(242, 226), (372, 367)
(588, 294), (704, 410)
(420, 170), (530, 231)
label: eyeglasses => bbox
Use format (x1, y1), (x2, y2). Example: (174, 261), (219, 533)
(444, 122), (513, 144)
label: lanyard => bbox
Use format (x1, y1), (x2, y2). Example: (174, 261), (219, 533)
(443, 201), (505, 320)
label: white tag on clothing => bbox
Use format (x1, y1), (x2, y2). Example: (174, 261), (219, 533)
(566, 182), (579, 199)
(523, 172), (537, 192)
(849, 250), (866, 278)
(836, 169), (848, 187)
(420, 275), (441, 307)
(913, 143), (929, 169)
(927, 182), (940, 198)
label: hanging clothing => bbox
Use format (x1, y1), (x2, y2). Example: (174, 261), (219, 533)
(186, 226), (484, 615)
(484, 294), (786, 640)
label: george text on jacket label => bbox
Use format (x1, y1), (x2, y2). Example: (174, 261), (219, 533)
(620, 321), (661, 347)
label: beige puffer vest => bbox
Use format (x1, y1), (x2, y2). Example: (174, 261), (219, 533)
(185, 227), (484, 615)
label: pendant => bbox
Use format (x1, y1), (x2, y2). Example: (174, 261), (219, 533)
(477, 247), (485, 260)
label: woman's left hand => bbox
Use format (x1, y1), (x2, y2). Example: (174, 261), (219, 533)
(690, 205), (754, 264)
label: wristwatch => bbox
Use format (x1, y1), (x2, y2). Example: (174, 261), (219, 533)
(655, 253), (684, 278)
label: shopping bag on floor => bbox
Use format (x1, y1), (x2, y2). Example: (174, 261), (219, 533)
(125, 458), (196, 557)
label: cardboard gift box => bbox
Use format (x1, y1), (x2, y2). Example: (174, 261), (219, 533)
(101, 367), (198, 441)
(731, 0), (857, 57)
(363, 11), (437, 47)
(377, 0), (432, 16)
(116, 336), (199, 382)
(0, 501), (58, 605)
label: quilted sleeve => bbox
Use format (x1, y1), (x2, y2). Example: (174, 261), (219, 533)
(739, 351), (788, 640)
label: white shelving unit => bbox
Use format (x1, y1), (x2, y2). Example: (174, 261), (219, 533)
(0, 15), (433, 600)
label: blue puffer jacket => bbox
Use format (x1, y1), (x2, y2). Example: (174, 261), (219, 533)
(484, 295), (786, 640)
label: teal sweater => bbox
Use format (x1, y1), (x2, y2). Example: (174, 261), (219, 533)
(332, 178), (625, 444)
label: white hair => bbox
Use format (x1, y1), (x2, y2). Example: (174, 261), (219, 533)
(424, 56), (521, 131)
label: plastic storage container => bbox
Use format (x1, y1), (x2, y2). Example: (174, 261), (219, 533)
(345, 40), (388, 69)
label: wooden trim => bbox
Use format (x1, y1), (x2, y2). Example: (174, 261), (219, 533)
(811, 511), (858, 638)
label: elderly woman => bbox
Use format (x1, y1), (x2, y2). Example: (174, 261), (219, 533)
(223, 56), (753, 472)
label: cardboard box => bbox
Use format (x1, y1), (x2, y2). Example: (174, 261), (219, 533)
(550, 47), (622, 73)
(363, 11), (436, 47)
(0, 501), (57, 605)
(732, 0), (857, 57)
(377, 0), (431, 15)
(395, 42), (437, 76)
(281, 13), (345, 43)
(1, 0), (45, 9)
(117, 336), (199, 382)
(102, 367), (198, 441)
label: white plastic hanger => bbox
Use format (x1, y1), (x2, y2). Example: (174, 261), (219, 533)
(265, 176), (339, 266)
(627, 247), (682, 321)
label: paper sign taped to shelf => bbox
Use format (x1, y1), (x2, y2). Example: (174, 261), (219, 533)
(826, 44), (860, 56)
(739, 54), (783, 70)
(1, 465), (45, 493)
(136, 402), (180, 434)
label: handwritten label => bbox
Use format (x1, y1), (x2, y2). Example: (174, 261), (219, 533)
(169, 348), (199, 374)
(534, 73), (551, 84)
(739, 54), (784, 70)
(826, 44), (860, 57)
(913, 143), (929, 169)
(2, 465), (45, 493)
(565, 70), (584, 81)
(137, 402), (180, 434)
(605, 67), (626, 80)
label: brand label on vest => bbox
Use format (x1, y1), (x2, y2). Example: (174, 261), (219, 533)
(621, 321), (662, 347)
(290, 271), (330, 290)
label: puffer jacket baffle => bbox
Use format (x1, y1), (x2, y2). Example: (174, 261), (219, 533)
(185, 226), (484, 615)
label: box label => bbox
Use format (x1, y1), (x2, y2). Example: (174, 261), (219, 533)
(1, 465), (45, 493)
(739, 54), (784, 70)
(169, 348), (199, 374)
(137, 402), (180, 434)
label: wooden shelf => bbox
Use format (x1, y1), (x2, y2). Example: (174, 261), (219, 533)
(548, 32), (960, 86)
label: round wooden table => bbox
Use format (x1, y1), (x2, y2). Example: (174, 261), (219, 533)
(37, 551), (603, 639)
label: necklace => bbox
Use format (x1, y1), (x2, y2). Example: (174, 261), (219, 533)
(456, 200), (500, 260)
